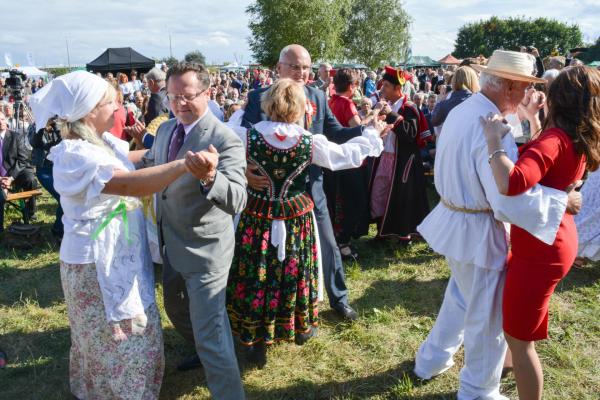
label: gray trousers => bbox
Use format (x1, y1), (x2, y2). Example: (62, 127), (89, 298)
(162, 252), (245, 400)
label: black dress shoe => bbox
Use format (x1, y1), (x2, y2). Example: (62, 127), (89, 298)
(176, 354), (203, 371)
(295, 326), (318, 345)
(332, 303), (358, 321)
(244, 342), (267, 368)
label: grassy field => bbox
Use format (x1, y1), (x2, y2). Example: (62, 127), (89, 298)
(1, 192), (599, 399)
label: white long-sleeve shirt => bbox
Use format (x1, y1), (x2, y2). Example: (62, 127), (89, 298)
(418, 93), (567, 270)
(242, 120), (383, 262)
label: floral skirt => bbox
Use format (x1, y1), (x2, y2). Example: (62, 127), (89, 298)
(226, 212), (319, 346)
(60, 262), (164, 400)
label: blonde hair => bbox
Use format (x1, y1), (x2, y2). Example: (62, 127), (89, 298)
(58, 85), (116, 156)
(452, 66), (480, 92)
(261, 78), (306, 123)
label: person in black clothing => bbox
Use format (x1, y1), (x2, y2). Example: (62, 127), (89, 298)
(0, 111), (38, 231)
(143, 67), (169, 125)
(30, 116), (63, 237)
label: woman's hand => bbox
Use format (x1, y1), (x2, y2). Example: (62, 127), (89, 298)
(480, 113), (511, 147)
(518, 88), (545, 123)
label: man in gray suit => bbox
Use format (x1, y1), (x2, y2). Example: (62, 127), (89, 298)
(141, 62), (246, 399)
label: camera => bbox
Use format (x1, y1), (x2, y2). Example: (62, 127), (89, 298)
(5, 69), (27, 102)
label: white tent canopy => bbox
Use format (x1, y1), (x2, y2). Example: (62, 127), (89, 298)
(16, 66), (48, 78)
(1, 66), (48, 79)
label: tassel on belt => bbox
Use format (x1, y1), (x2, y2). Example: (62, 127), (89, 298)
(440, 197), (492, 214)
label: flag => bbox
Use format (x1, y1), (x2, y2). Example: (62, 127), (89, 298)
(4, 52), (12, 67)
(26, 52), (35, 66)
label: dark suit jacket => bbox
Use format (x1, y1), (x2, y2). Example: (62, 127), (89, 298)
(2, 130), (33, 178)
(242, 85), (362, 144)
(242, 84), (363, 216)
(144, 88), (169, 125)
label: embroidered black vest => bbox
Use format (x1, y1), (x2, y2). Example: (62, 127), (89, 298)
(245, 128), (314, 220)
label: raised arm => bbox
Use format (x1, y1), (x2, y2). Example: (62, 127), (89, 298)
(312, 126), (384, 171)
(103, 160), (187, 197)
(475, 130), (568, 245)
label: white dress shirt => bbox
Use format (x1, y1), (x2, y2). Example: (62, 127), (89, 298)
(418, 93), (568, 270)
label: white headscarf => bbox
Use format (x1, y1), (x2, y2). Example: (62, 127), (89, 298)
(29, 70), (108, 128)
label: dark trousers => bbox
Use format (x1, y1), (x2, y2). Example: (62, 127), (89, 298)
(36, 165), (63, 235)
(0, 169), (38, 229)
(309, 165), (349, 308)
(324, 166), (370, 245)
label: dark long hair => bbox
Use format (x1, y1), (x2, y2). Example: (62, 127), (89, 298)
(543, 66), (600, 171)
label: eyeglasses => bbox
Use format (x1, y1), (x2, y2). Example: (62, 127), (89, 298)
(280, 63), (312, 73)
(166, 89), (207, 103)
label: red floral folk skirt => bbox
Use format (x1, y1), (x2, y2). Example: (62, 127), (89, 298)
(226, 211), (319, 346)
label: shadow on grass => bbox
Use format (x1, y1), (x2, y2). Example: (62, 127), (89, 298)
(2, 327), (71, 399)
(243, 360), (456, 400)
(349, 277), (447, 318)
(352, 239), (442, 272)
(555, 262), (600, 294)
(0, 260), (63, 308)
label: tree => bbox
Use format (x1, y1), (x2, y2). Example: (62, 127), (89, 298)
(342, 0), (411, 69)
(184, 50), (206, 65)
(157, 56), (179, 68)
(453, 17), (583, 58)
(247, 0), (351, 66)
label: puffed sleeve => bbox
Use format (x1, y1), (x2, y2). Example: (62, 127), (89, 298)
(48, 140), (117, 204)
(312, 126), (383, 170)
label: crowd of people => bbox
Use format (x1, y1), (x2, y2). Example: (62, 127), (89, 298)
(0, 42), (599, 400)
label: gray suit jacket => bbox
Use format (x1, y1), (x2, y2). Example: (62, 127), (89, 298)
(141, 111), (247, 274)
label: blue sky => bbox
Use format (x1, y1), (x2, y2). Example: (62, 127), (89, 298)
(2, 0), (599, 67)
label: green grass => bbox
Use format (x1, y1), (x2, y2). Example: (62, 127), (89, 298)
(1, 192), (599, 399)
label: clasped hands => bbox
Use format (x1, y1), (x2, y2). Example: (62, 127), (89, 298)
(184, 144), (219, 186)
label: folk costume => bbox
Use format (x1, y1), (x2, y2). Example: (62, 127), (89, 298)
(369, 66), (432, 239)
(227, 121), (383, 346)
(30, 71), (163, 399)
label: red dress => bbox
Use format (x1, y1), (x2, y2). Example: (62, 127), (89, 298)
(503, 128), (586, 341)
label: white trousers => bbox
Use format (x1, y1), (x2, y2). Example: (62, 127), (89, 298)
(414, 258), (508, 400)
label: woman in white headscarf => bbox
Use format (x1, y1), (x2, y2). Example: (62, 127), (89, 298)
(30, 71), (190, 399)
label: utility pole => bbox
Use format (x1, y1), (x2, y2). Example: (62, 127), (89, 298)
(65, 37), (71, 69)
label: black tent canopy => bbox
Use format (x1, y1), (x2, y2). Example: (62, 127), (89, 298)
(86, 47), (155, 73)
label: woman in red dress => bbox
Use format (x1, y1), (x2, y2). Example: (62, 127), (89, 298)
(483, 66), (600, 400)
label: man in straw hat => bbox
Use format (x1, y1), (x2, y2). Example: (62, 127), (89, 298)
(413, 50), (582, 399)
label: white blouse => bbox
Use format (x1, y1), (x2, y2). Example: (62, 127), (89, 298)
(48, 133), (155, 323)
(247, 120), (383, 262)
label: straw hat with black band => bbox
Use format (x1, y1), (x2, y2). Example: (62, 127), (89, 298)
(471, 50), (546, 84)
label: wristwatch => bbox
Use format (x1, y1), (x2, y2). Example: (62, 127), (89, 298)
(199, 171), (216, 188)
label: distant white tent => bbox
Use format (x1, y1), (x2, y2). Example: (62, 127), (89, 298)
(16, 66), (48, 78)
(1, 66), (49, 79)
